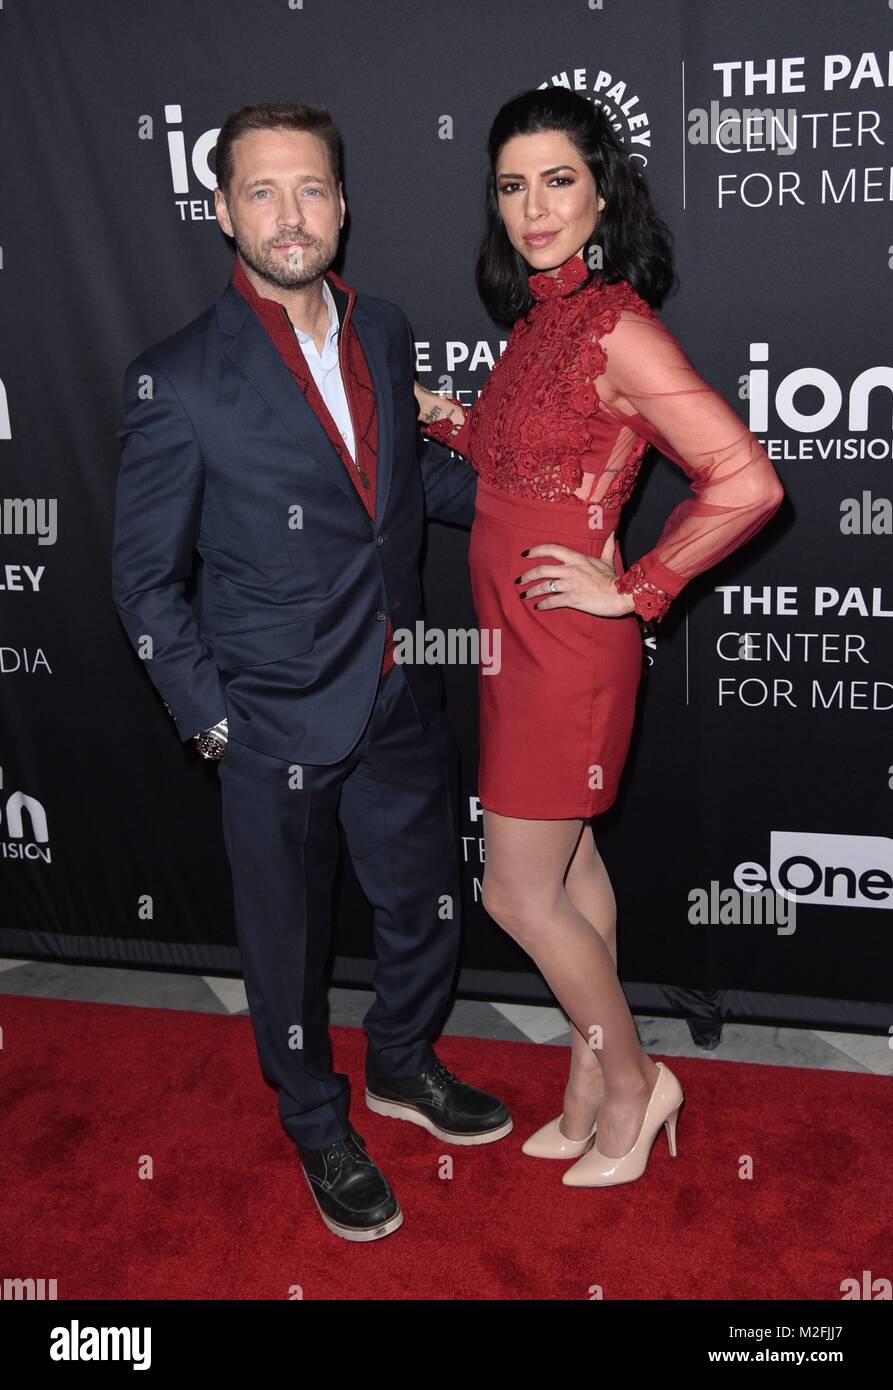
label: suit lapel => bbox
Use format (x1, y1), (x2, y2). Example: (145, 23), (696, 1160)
(217, 278), (394, 527)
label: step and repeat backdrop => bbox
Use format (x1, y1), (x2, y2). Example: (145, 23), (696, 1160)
(1, 1), (891, 1034)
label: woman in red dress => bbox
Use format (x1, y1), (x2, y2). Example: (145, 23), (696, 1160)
(416, 88), (784, 1187)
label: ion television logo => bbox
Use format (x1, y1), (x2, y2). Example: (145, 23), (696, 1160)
(735, 831), (892, 910)
(0, 776), (51, 863)
(141, 104), (219, 221)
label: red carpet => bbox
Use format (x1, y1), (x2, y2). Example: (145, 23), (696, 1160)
(2, 994), (890, 1300)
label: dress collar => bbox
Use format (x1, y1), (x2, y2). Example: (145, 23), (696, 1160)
(528, 251), (593, 303)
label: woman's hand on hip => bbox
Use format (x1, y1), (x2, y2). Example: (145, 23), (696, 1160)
(517, 535), (636, 618)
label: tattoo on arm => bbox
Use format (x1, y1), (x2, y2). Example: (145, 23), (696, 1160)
(425, 405), (442, 422)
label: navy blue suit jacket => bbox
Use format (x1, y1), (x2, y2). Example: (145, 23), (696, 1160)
(112, 271), (477, 763)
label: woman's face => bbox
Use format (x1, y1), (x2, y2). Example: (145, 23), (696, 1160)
(494, 129), (604, 275)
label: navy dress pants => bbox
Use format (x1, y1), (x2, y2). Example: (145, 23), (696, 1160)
(217, 662), (463, 1149)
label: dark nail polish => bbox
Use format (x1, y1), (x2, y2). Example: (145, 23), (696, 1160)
(514, 576), (521, 584)
(521, 549), (529, 557)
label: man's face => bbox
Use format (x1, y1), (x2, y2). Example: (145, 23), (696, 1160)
(215, 127), (345, 290)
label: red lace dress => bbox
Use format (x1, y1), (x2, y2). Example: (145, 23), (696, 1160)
(422, 251), (784, 818)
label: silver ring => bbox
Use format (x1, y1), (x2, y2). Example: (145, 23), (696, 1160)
(549, 579), (559, 593)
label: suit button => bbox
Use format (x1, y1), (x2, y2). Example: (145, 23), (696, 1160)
(375, 534), (385, 546)
(375, 609), (387, 621)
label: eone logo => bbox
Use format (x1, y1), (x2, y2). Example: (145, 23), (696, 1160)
(734, 831), (892, 910)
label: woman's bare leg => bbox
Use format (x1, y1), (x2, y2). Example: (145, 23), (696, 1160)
(482, 810), (659, 1158)
(560, 823), (620, 1137)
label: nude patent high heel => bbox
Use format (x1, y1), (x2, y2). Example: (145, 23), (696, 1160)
(521, 1112), (597, 1159)
(562, 1061), (683, 1187)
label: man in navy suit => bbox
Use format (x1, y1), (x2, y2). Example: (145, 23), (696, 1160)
(112, 101), (511, 1243)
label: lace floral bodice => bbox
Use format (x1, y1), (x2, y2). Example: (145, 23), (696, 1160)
(421, 252), (784, 624)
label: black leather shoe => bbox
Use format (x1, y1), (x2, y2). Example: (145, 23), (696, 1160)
(365, 1055), (513, 1145)
(296, 1126), (403, 1242)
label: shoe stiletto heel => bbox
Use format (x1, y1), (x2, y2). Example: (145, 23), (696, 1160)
(665, 1103), (681, 1158)
(562, 1061), (684, 1187)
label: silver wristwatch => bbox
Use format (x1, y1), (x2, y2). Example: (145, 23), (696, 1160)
(194, 717), (229, 760)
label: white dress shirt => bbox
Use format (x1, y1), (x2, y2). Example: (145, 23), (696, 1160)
(293, 278), (356, 460)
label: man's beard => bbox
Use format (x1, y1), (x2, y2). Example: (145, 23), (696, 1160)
(235, 229), (336, 290)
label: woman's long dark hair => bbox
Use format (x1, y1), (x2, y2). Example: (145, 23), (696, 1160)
(475, 87), (675, 325)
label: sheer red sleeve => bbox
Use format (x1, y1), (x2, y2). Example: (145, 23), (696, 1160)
(419, 394), (473, 459)
(598, 309), (785, 623)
